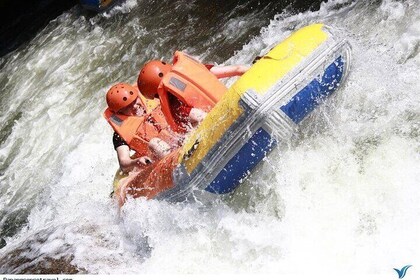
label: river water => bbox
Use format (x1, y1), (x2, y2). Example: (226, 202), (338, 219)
(0, 0), (419, 275)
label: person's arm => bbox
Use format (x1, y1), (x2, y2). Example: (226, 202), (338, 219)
(210, 65), (250, 79)
(116, 145), (152, 173)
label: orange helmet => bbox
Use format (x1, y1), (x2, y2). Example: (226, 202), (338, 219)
(137, 60), (172, 99)
(106, 83), (139, 112)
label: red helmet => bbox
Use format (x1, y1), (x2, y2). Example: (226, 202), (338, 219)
(137, 60), (172, 99)
(106, 83), (139, 112)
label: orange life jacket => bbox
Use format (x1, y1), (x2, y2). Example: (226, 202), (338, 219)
(157, 51), (228, 133)
(104, 106), (176, 158)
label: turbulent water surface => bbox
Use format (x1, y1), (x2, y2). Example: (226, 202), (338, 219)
(0, 0), (419, 275)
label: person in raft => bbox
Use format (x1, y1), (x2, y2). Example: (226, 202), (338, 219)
(137, 51), (250, 134)
(103, 83), (180, 174)
(104, 54), (249, 204)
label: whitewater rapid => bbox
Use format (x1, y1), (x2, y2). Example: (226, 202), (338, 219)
(0, 0), (419, 275)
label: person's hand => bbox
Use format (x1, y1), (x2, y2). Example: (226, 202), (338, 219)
(137, 156), (153, 165)
(149, 138), (171, 159)
(189, 108), (207, 124)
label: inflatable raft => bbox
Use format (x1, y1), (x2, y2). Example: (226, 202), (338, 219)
(114, 23), (351, 203)
(80, 0), (116, 12)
